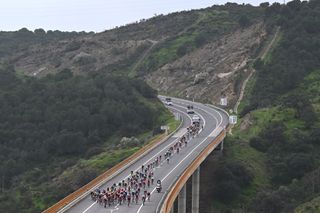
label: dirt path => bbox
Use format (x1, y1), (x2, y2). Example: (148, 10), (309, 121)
(129, 39), (159, 77)
(260, 27), (280, 60)
(233, 27), (280, 114)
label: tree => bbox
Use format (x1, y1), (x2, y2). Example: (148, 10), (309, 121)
(215, 181), (240, 202)
(176, 42), (189, 56)
(260, 2), (270, 8)
(34, 28), (46, 36)
(250, 136), (269, 152)
(194, 33), (207, 47)
(238, 15), (250, 27)
(286, 153), (314, 179)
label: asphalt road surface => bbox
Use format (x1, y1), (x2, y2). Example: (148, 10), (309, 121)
(65, 97), (229, 213)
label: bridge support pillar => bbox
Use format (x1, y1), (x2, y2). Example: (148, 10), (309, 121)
(216, 140), (224, 152)
(170, 205), (174, 213)
(192, 167), (200, 213)
(178, 184), (186, 213)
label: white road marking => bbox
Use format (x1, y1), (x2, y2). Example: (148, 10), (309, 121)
(82, 202), (96, 213)
(110, 204), (119, 213)
(110, 207), (119, 213)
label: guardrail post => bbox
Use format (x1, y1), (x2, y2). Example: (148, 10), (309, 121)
(192, 167), (200, 213)
(178, 184), (186, 213)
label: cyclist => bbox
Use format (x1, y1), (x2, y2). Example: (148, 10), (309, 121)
(127, 194), (131, 206)
(147, 192), (151, 201)
(135, 192), (139, 204)
(142, 194), (146, 205)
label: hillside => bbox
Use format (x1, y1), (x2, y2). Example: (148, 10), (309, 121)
(0, 4), (271, 213)
(199, 0), (320, 212)
(1, 1), (319, 212)
(2, 3), (270, 107)
(0, 66), (176, 212)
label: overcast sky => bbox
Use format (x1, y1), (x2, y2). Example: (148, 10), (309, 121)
(0, 0), (282, 32)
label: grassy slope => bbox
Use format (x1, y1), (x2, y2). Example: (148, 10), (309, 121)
(210, 69), (320, 212)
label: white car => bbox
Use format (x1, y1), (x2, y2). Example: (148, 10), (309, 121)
(165, 98), (173, 106)
(192, 114), (200, 123)
(166, 100), (173, 106)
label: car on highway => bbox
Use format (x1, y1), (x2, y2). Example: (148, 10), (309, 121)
(187, 105), (194, 114)
(192, 114), (200, 124)
(165, 97), (173, 106)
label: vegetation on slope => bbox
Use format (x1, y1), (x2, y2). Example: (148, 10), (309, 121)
(247, 0), (320, 108)
(0, 66), (172, 212)
(0, 28), (90, 59)
(138, 4), (263, 75)
(202, 1), (320, 212)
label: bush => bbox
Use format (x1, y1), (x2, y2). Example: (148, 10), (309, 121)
(215, 181), (240, 202)
(64, 41), (82, 52)
(238, 15), (250, 27)
(250, 136), (269, 152)
(194, 33), (208, 47)
(286, 153), (315, 179)
(214, 162), (253, 203)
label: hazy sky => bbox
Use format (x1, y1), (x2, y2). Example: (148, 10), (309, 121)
(0, 0), (282, 32)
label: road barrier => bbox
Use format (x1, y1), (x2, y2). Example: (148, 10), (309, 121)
(43, 117), (183, 213)
(158, 129), (226, 213)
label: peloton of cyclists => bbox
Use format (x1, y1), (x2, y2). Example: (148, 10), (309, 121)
(90, 121), (202, 208)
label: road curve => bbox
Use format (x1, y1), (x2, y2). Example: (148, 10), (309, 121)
(60, 97), (228, 213)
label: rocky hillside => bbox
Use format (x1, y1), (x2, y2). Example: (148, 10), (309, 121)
(146, 22), (267, 105)
(2, 3), (272, 108)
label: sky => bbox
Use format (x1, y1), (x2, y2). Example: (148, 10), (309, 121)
(0, 0), (282, 32)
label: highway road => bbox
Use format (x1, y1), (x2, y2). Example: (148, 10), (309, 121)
(64, 97), (229, 213)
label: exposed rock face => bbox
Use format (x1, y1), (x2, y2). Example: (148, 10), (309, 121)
(119, 137), (140, 148)
(240, 113), (253, 131)
(73, 52), (96, 65)
(146, 22), (267, 106)
(11, 35), (152, 77)
(194, 72), (209, 85)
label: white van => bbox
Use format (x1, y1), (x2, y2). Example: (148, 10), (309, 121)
(192, 114), (200, 124)
(165, 98), (173, 106)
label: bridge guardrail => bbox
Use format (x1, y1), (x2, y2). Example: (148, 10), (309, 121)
(157, 129), (226, 213)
